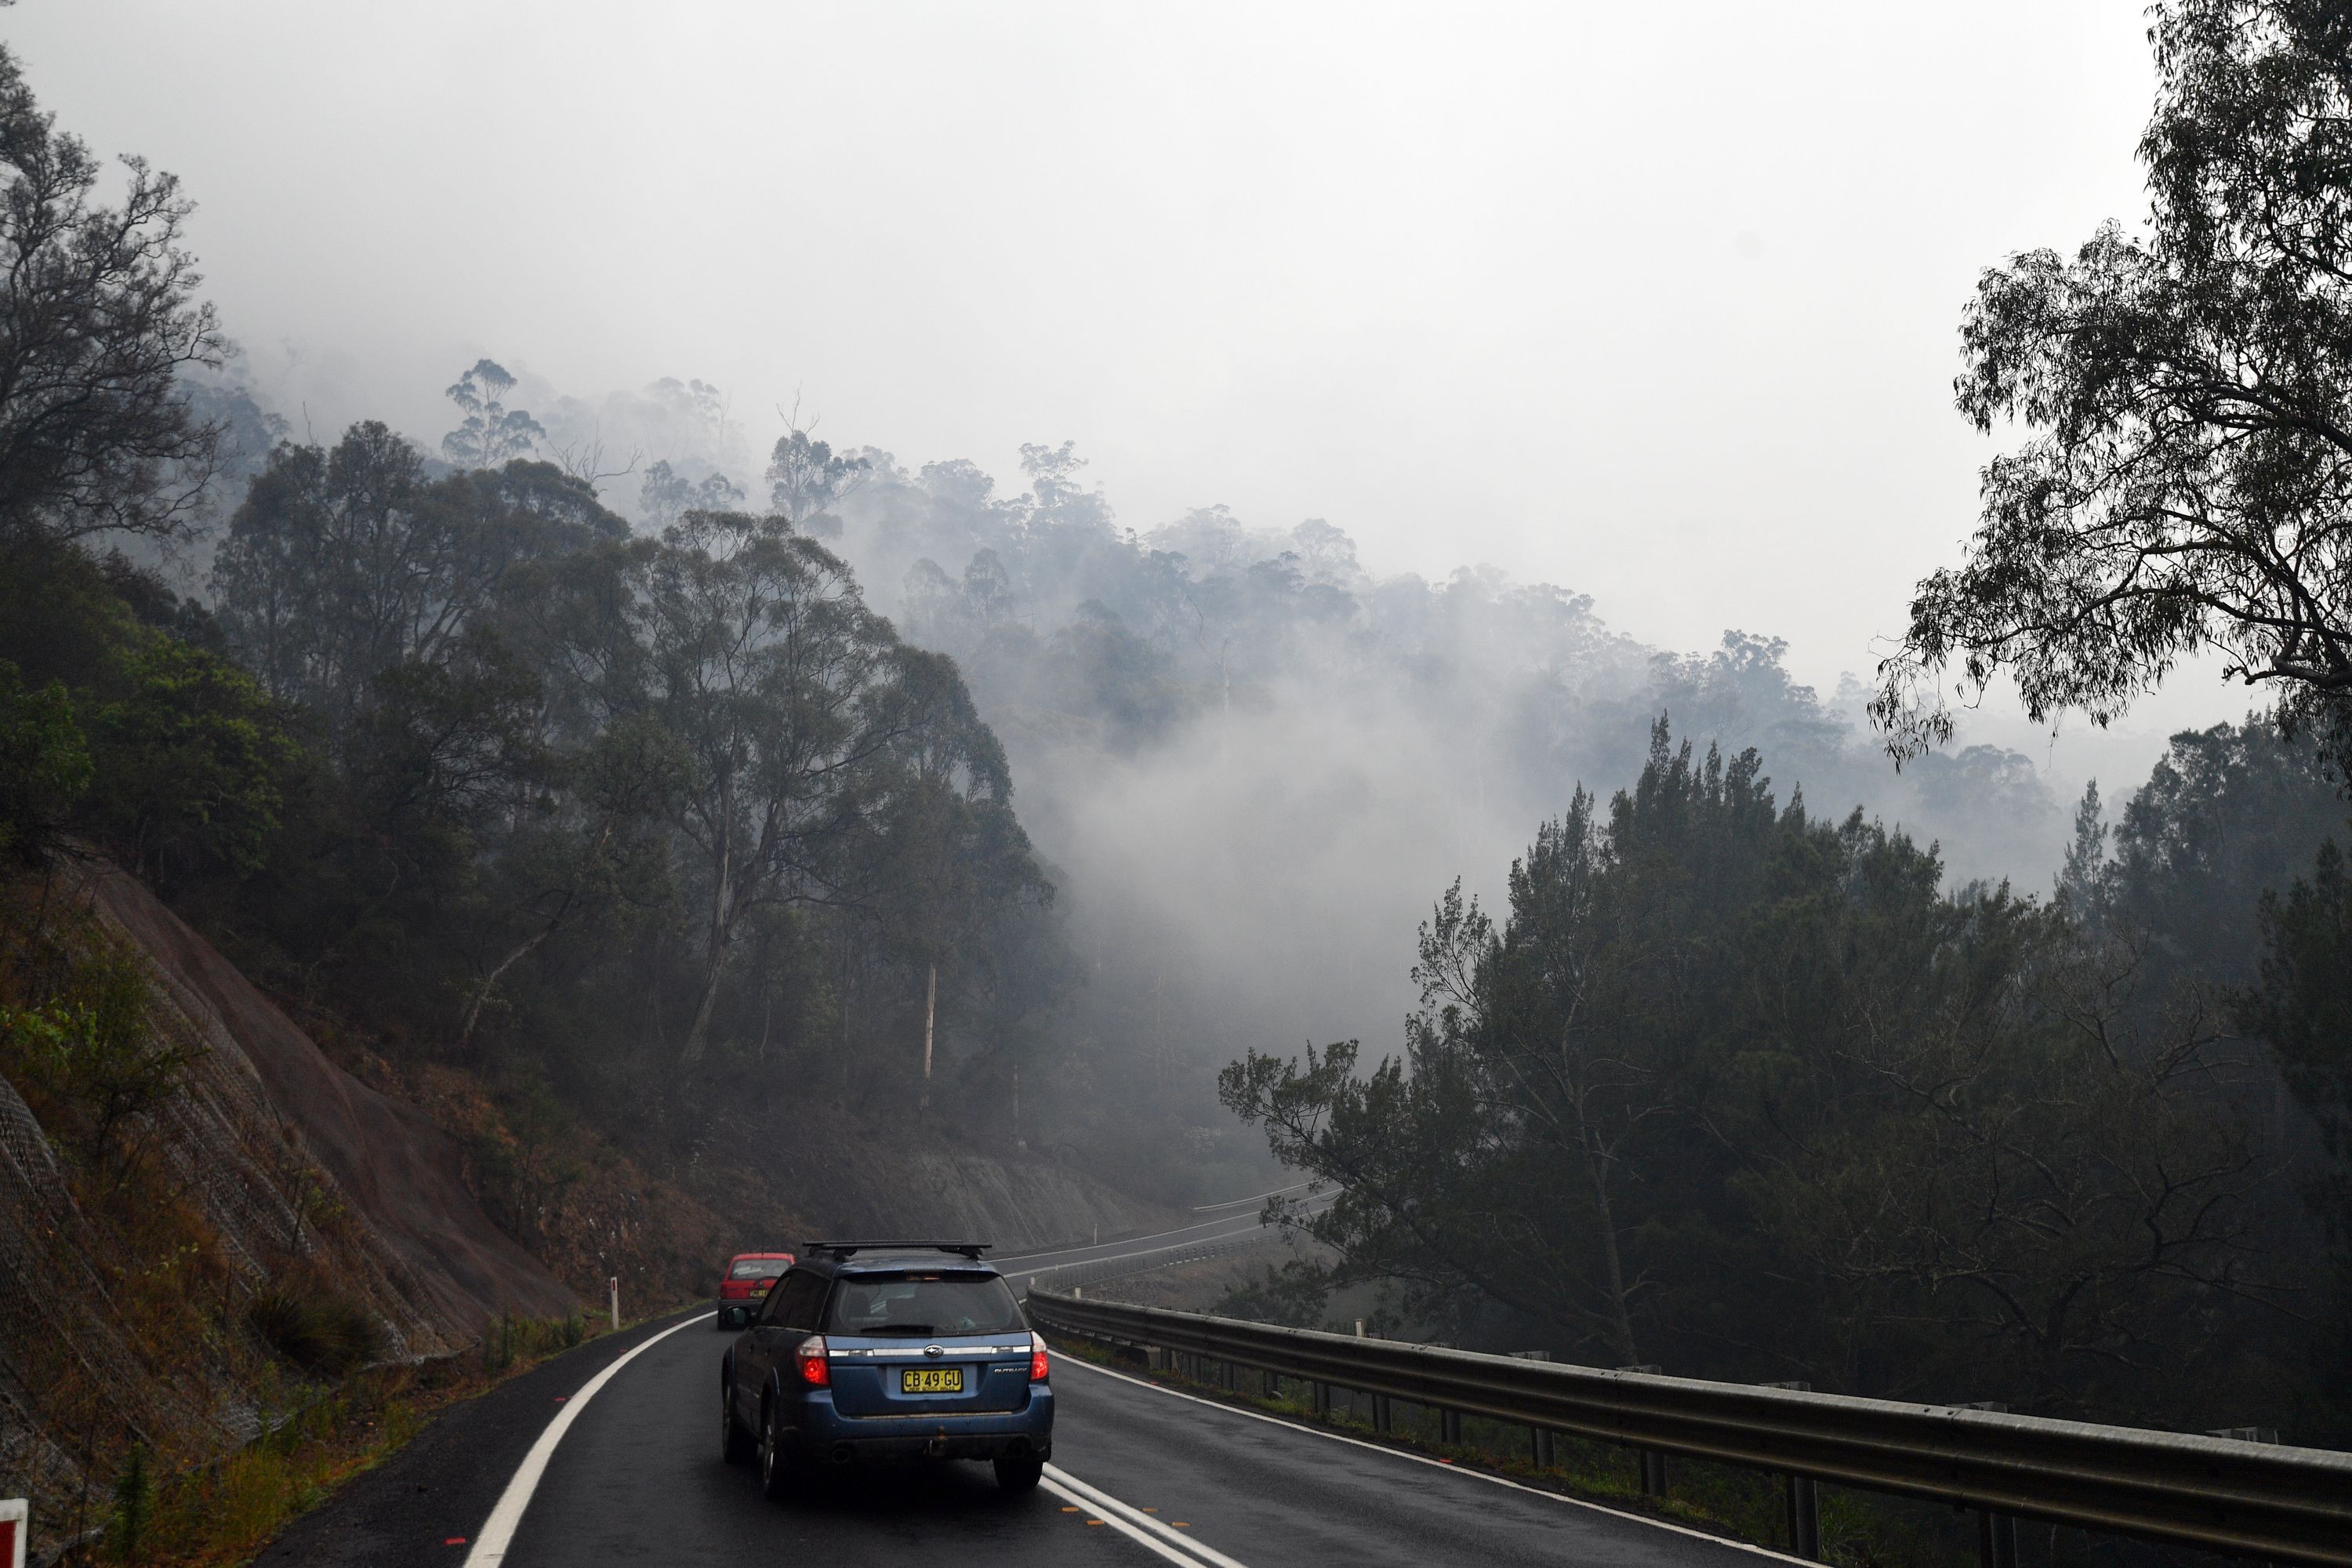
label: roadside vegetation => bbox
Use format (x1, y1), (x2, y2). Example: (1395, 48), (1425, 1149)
(103, 1313), (613, 1568)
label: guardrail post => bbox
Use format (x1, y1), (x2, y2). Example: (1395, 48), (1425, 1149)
(1441, 1408), (1462, 1445)
(2207, 1428), (2281, 1568)
(1510, 1352), (1554, 1468)
(1785, 1475), (1820, 1559)
(1960, 1403), (2015, 1568)
(1373, 1393), (1392, 1434)
(1312, 1380), (1330, 1417)
(1618, 1364), (1666, 1497)
(1763, 1381), (1821, 1559)
(1976, 1509), (2017, 1568)
(1261, 1367), (1277, 1399)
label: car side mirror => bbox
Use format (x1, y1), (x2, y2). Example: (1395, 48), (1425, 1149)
(723, 1305), (752, 1329)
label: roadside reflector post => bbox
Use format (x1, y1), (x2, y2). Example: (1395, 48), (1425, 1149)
(1761, 1381), (1820, 1558)
(1959, 1403), (2015, 1568)
(1072, 1286), (1082, 1301)
(608, 1276), (619, 1332)
(2, 1496), (25, 1568)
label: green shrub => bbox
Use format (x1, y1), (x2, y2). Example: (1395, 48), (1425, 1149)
(107, 1441), (154, 1564)
(0, 659), (90, 863)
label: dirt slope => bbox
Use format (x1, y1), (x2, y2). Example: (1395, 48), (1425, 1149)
(85, 862), (577, 1327)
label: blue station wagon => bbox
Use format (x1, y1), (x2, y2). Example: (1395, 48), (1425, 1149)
(719, 1241), (1054, 1495)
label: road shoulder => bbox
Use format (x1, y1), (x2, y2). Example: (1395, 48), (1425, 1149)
(256, 1310), (707, 1568)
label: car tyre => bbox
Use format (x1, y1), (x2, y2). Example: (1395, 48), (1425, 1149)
(720, 1376), (752, 1466)
(758, 1401), (796, 1501)
(993, 1454), (1045, 1494)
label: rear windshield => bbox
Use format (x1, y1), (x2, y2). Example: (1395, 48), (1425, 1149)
(824, 1271), (1024, 1336)
(730, 1258), (786, 1279)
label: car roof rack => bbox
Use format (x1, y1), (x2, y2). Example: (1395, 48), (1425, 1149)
(803, 1240), (992, 1261)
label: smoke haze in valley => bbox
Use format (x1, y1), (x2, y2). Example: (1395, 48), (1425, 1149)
(6, 0), (2284, 1147)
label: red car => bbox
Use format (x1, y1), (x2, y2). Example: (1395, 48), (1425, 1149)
(714, 1251), (794, 1330)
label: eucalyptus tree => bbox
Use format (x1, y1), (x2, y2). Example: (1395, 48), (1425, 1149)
(0, 43), (223, 543)
(210, 427), (624, 724)
(441, 358), (545, 470)
(639, 459), (744, 529)
(1876, 1), (2352, 768)
(630, 510), (914, 1066)
(765, 424), (869, 526)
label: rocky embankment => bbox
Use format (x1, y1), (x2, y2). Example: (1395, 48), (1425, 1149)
(0, 856), (1171, 1559)
(0, 859), (577, 1552)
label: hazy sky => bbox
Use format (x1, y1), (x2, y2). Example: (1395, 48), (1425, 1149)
(16, 2), (2241, 771)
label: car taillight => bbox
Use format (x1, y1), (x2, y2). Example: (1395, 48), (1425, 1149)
(1029, 1331), (1049, 1383)
(797, 1335), (829, 1388)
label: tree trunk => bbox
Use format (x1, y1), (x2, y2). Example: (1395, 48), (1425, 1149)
(920, 962), (937, 1107)
(681, 777), (736, 1067)
(1581, 1134), (1642, 1365)
(457, 924), (554, 1047)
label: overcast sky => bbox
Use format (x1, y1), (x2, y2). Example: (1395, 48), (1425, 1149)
(16, 2), (2244, 775)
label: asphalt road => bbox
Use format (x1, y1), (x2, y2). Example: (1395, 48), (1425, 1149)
(480, 1319), (1782, 1567)
(993, 1192), (1337, 1288)
(270, 1203), (1784, 1566)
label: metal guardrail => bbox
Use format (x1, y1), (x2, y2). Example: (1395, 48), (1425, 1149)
(1025, 1287), (2352, 1568)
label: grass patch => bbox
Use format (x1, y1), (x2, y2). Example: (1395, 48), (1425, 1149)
(85, 1309), (642, 1567)
(245, 1283), (384, 1377)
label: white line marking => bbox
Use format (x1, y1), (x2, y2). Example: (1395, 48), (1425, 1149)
(1045, 1464), (1253, 1568)
(1055, 1352), (1813, 1565)
(1040, 1472), (1242, 1567)
(1190, 1181), (1314, 1213)
(463, 1312), (713, 1566)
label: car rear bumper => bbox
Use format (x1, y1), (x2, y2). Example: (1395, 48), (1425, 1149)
(789, 1388), (1054, 1464)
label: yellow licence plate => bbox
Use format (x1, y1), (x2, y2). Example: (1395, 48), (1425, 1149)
(902, 1367), (963, 1394)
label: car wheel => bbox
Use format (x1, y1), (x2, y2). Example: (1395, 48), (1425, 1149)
(758, 1401), (794, 1501)
(993, 1454), (1044, 1494)
(720, 1377), (752, 1466)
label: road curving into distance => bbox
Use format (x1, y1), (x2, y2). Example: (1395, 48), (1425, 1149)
(269, 1202), (1791, 1566)
(992, 1190), (1334, 1291)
